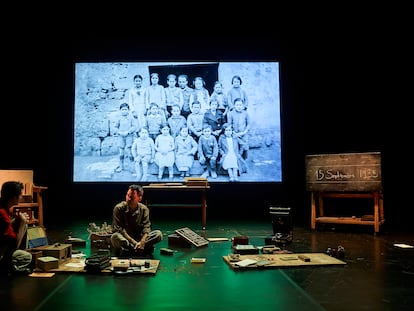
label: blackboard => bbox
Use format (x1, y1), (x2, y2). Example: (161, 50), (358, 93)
(305, 152), (382, 192)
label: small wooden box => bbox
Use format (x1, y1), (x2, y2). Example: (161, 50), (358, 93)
(168, 233), (192, 248)
(231, 236), (249, 246)
(28, 249), (43, 265)
(27, 226), (48, 248)
(34, 244), (72, 264)
(37, 256), (59, 270)
(113, 260), (130, 272)
(90, 233), (112, 249)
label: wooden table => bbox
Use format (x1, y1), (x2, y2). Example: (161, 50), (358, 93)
(143, 185), (210, 229)
(310, 191), (385, 234)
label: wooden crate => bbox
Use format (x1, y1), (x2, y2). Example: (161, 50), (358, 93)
(34, 244), (72, 264)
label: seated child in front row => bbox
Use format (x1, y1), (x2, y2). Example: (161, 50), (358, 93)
(218, 123), (240, 182)
(197, 124), (219, 179)
(131, 126), (155, 181)
(174, 126), (198, 178)
(154, 125), (175, 180)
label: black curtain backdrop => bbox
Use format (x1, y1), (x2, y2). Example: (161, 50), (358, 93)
(3, 29), (398, 230)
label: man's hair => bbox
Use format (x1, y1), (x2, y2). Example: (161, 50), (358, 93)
(0, 181), (24, 204)
(129, 184), (143, 195)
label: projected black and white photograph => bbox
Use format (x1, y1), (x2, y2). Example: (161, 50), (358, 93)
(73, 62), (282, 183)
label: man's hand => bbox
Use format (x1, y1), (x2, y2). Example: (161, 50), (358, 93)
(133, 240), (145, 250)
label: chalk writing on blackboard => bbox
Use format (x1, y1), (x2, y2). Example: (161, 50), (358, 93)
(306, 152), (382, 192)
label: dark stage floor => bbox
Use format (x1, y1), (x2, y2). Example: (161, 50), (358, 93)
(1, 215), (414, 311)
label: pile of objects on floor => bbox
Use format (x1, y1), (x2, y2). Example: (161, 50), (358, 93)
(84, 249), (111, 273)
(87, 222), (113, 250)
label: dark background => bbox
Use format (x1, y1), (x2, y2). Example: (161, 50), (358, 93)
(2, 14), (403, 230)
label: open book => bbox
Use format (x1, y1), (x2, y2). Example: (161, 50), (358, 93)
(234, 258), (257, 267)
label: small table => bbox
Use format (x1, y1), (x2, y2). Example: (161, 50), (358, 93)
(143, 185), (210, 229)
(310, 191), (385, 234)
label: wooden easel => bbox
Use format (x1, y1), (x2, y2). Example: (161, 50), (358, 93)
(310, 191), (384, 234)
(306, 152), (384, 234)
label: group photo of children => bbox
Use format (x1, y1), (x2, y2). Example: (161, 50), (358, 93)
(73, 62), (282, 183)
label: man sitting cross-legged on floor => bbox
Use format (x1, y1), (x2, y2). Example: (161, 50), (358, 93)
(111, 184), (163, 258)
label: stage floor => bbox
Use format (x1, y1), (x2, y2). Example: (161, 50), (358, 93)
(1, 217), (414, 311)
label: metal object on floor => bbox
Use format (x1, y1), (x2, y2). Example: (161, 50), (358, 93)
(269, 206), (293, 245)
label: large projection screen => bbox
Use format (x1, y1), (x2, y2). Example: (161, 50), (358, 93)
(73, 62), (282, 183)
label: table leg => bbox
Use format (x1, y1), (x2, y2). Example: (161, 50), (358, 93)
(201, 190), (207, 230)
(311, 192), (316, 230)
(374, 191), (379, 234)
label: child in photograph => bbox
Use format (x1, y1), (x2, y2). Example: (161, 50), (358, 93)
(145, 73), (167, 118)
(114, 102), (136, 173)
(197, 125), (219, 179)
(174, 126), (198, 178)
(146, 102), (167, 141)
(210, 81), (228, 118)
(189, 77), (210, 114)
(165, 74), (184, 117)
(227, 75), (248, 111)
(154, 125), (175, 180)
(227, 97), (250, 162)
(127, 74), (147, 133)
(177, 74), (193, 119)
(187, 100), (205, 142)
(131, 126), (155, 181)
(167, 104), (187, 138)
(218, 123), (240, 182)
(203, 99), (226, 138)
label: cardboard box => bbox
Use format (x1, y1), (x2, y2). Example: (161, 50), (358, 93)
(27, 226), (48, 248)
(37, 256), (59, 271)
(34, 244), (72, 264)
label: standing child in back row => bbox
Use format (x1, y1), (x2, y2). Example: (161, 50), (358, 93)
(127, 74), (147, 134)
(227, 97), (250, 173)
(210, 81), (228, 118)
(227, 75), (248, 112)
(165, 74), (184, 117)
(145, 73), (167, 118)
(178, 74), (193, 119)
(189, 77), (210, 114)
